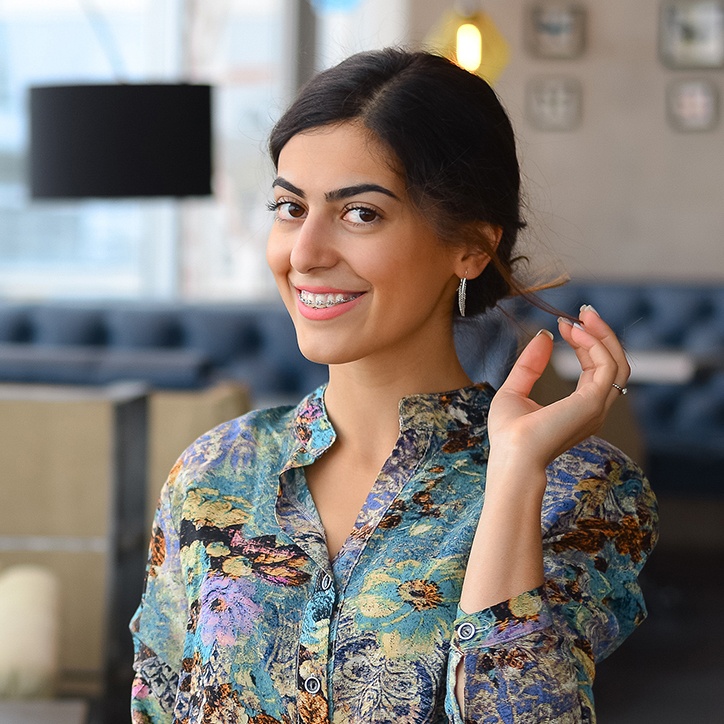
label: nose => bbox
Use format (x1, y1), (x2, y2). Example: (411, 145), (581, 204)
(289, 212), (338, 274)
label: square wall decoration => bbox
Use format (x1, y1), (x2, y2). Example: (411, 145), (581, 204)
(659, 0), (724, 68)
(526, 76), (583, 131)
(526, 2), (587, 59)
(667, 78), (720, 130)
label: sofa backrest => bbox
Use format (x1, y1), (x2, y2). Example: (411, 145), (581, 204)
(0, 301), (328, 399)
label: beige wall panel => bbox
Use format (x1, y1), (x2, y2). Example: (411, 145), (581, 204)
(1, 397), (112, 538)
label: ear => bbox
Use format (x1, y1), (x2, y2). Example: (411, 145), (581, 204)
(452, 223), (503, 280)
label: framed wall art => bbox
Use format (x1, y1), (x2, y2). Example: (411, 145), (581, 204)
(526, 76), (583, 131)
(666, 78), (720, 130)
(525, 2), (587, 59)
(659, 0), (724, 69)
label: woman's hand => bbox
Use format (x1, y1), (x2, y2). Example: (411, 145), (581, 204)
(487, 305), (631, 471)
(456, 306), (630, 616)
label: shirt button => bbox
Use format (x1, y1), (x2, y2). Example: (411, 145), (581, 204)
(457, 622), (477, 641)
(320, 574), (333, 591)
(304, 675), (321, 694)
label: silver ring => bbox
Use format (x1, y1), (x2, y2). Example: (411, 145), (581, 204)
(612, 383), (628, 395)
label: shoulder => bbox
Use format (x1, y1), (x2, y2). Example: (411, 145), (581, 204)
(542, 437), (657, 538)
(153, 402), (303, 529)
(547, 436), (644, 491)
(167, 403), (299, 491)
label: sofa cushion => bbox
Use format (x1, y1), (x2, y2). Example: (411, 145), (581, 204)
(0, 305), (31, 343)
(182, 306), (264, 365)
(684, 288), (724, 354)
(106, 307), (183, 349)
(29, 306), (107, 346)
(0, 343), (100, 385)
(622, 286), (712, 348)
(0, 343), (210, 389)
(95, 348), (210, 388)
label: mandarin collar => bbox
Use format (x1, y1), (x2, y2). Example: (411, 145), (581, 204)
(284, 385), (335, 469)
(397, 382), (495, 432)
(285, 382), (494, 471)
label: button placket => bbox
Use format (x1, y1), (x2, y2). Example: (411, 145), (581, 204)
(303, 675), (321, 694)
(297, 570), (336, 718)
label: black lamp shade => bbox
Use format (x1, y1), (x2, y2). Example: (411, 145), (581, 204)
(29, 84), (212, 199)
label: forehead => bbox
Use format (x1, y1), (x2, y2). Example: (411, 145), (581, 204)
(276, 122), (403, 191)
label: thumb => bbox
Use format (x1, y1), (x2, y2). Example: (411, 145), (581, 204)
(499, 329), (554, 398)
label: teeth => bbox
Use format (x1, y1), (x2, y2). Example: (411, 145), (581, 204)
(299, 290), (359, 308)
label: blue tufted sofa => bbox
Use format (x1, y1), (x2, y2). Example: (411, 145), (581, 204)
(0, 282), (722, 493)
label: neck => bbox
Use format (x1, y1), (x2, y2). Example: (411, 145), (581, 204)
(322, 333), (471, 465)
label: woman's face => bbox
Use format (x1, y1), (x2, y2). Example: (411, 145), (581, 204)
(266, 122), (464, 368)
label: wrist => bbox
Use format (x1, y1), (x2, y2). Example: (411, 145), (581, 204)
(460, 454), (547, 613)
(485, 450), (548, 499)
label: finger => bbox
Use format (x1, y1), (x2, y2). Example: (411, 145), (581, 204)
(578, 305), (631, 385)
(575, 307), (631, 406)
(499, 329), (554, 398)
(557, 319), (596, 380)
(557, 317), (620, 396)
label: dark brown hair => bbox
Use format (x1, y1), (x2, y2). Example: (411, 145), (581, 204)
(269, 48), (527, 317)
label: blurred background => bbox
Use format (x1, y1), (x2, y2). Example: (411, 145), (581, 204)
(0, 1), (722, 722)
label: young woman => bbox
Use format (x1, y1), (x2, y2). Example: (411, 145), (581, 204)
(131, 49), (657, 723)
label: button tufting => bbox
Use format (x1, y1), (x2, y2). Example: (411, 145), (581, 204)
(457, 622), (476, 641)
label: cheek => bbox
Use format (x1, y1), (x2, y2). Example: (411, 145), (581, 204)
(265, 232), (289, 278)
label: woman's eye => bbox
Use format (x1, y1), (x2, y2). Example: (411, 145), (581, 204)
(269, 200), (306, 220)
(343, 206), (379, 224)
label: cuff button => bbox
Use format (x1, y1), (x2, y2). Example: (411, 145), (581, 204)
(457, 622), (476, 641)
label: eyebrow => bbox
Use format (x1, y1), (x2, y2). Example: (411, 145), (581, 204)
(272, 177), (399, 202)
(272, 177), (305, 197)
(326, 183), (399, 202)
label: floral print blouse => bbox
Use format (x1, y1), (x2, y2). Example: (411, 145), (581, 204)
(130, 383), (657, 724)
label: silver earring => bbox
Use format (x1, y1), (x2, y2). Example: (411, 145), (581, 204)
(457, 275), (467, 317)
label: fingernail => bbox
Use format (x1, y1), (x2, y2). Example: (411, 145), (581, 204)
(558, 316), (584, 331)
(536, 329), (554, 340)
(580, 304), (599, 315)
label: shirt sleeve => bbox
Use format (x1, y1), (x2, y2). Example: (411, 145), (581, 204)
(129, 464), (188, 723)
(444, 438), (658, 723)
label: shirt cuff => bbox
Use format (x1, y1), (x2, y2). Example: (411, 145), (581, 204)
(452, 585), (553, 651)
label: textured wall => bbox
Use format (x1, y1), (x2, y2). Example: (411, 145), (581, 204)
(407, 1), (724, 282)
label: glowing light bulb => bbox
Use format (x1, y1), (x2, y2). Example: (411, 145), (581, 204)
(456, 23), (482, 72)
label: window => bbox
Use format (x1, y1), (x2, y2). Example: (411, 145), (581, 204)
(0, 0), (288, 300)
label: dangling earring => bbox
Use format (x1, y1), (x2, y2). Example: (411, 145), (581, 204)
(457, 273), (467, 317)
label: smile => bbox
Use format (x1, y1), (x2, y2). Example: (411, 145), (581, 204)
(294, 286), (367, 321)
(298, 290), (362, 309)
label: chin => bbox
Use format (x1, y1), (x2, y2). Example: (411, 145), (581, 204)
(296, 341), (356, 366)
(293, 329), (364, 367)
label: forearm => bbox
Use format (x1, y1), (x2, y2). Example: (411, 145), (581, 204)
(454, 454), (547, 715)
(459, 453), (546, 614)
